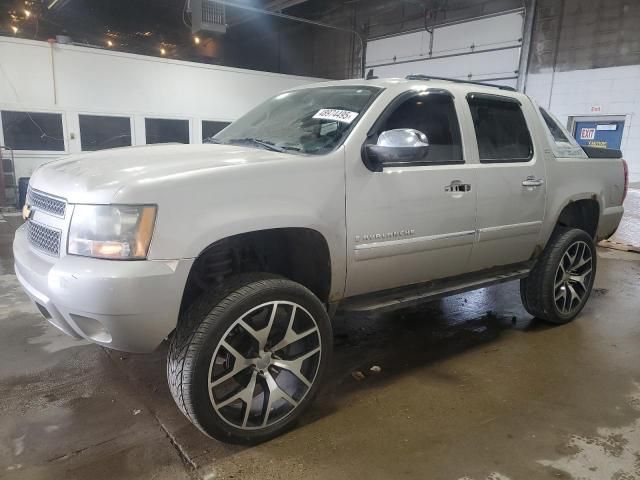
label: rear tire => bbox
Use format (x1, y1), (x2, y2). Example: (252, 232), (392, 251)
(520, 228), (596, 324)
(167, 274), (332, 444)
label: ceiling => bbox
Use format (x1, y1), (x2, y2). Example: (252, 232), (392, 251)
(0, 0), (340, 64)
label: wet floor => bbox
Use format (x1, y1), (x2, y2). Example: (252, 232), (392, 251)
(1, 194), (639, 480)
(610, 185), (640, 248)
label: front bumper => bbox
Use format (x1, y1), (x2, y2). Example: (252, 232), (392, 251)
(13, 225), (193, 353)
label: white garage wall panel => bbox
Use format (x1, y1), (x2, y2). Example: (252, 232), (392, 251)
(366, 10), (524, 87)
(0, 37), (321, 179)
(527, 66), (640, 182)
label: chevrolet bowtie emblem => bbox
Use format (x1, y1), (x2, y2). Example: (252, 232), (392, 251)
(22, 204), (34, 221)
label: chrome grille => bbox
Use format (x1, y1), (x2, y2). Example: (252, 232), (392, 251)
(28, 188), (66, 217)
(27, 221), (61, 256)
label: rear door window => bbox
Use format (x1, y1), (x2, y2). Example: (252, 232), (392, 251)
(467, 94), (533, 162)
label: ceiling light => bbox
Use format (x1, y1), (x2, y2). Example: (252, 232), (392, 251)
(194, 36), (201, 45)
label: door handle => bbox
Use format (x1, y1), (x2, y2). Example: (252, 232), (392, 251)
(445, 182), (472, 193)
(522, 176), (544, 187)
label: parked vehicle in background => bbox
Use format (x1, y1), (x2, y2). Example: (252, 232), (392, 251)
(14, 76), (627, 443)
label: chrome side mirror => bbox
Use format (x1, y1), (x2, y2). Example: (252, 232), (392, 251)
(378, 129), (429, 149)
(363, 128), (430, 172)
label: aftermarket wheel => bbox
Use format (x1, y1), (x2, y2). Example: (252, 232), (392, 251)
(167, 275), (332, 444)
(520, 228), (596, 324)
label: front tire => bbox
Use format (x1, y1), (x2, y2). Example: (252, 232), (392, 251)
(520, 228), (596, 324)
(167, 274), (332, 444)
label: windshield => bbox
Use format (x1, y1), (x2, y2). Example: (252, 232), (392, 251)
(212, 86), (381, 155)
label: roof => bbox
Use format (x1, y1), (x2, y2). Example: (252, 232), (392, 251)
(293, 76), (528, 101)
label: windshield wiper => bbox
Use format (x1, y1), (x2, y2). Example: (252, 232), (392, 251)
(226, 137), (285, 153)
(203, 137), (223, 144)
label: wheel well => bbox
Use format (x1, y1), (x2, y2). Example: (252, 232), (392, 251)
(180, 228), (332, 314)
(555, 199), (600, 239)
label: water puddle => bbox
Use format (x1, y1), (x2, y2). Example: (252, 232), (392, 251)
(538, 382), (640, 479)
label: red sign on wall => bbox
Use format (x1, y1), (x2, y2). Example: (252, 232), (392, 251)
(580, 128), (596, 140)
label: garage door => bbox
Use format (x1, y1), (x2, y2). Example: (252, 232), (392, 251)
(365, 10), (524, 89)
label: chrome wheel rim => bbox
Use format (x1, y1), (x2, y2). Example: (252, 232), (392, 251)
(554, 240), (593, 315)
(208, 301), (321, 430)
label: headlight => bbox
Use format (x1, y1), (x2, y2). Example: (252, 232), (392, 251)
(68, 205), (157, 260)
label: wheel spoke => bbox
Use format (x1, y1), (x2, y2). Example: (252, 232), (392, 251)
(567, 283), (581, 307)
(573, 243), (592, 270)
(238, 302), (278, 350)
(210, 341), (254, 388)
(216, 369), (258, 412)
(567, 244), (579, 266)
(273, 346), (320, 387)
(271, 306), (319, 352)
(569, 268), (592, 291)
(261, 371), (298, 427)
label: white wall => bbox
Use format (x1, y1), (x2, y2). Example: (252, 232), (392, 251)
(0, 37), (321, 179)
(526, 65), (640, 182)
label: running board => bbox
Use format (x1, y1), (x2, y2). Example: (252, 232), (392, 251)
(340, 264), (532, 313)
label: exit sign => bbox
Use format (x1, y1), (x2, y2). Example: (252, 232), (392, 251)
(590, 105), (602, 113)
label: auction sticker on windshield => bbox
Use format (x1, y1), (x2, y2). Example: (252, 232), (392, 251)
(313, 109), (359, 124)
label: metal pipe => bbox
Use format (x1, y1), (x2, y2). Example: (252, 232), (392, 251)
(517, 0), (537, 92)
(399, 0), (434, 57)
(213, 0), (367, 78)
(547, 0), (565, 108)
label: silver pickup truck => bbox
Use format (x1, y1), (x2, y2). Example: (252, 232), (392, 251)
(14, 76), (628, 443)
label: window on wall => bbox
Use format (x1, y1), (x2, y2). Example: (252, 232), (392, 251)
(467, 95), (533, 162)
(145, 118), (189, 144)
(1, 111), (65, 151)
(79, 115), (132, 151)
(375, 92), (463, 163)
(202, 120), (231, 142)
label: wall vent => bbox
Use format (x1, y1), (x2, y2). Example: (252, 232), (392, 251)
(191, 0), (227, 35)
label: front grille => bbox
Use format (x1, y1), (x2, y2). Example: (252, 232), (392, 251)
(28, 189), (66, 217)
(27, 221), (61, 256)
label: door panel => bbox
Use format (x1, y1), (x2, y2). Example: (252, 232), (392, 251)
(345, 165), (477, 296)
(469, 160), (546, 271)
(344, 90), (477, 297)
(466, 94), (546, 271)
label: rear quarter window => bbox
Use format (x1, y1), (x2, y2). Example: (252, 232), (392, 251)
(537, 106), (586, 158)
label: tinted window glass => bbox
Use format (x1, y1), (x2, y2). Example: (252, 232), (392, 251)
(468, 96), (533, 162)
(79, 115), (132, 151)
(202, 120), (230, 142)
(1, 111), (64, 151)
(377, 92), (462, 162)
(539, 108), (569, 143)
(145, 118), (189, 144)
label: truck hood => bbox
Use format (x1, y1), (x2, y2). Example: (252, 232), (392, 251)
(29, 143), (286, 203)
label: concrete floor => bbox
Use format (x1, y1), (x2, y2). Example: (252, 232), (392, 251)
(1, 192), (639, 480)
